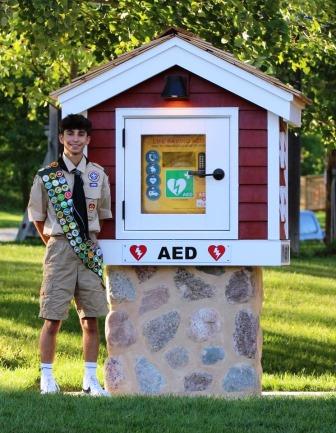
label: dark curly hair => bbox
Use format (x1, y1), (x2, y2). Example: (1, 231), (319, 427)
(59, 114), (92, 135)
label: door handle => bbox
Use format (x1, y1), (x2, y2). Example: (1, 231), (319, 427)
(187, 168), (225, 180)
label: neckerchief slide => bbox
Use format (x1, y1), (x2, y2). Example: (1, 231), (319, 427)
(38, 161), (104, 279)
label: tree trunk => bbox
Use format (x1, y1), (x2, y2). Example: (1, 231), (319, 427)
(288, 130), (301, 255)
(325, 149), (336, 245)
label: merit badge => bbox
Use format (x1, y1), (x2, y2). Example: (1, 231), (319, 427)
(56, 211), (63, 219)
(66, 232), (73, 240)
(48, 190), (55, 197)
(79, 252), (85, 259)
(57, 194), (65, 202)
(49, 161), (58, 168)
(64, 191), (72, 199)
(61, 184), (69, 192)
(88, 251), (94, 259)
(63, 208), (71, 216)
(69, 222), (76, 230)
(56, 170), (63, 178)
(51, 196), (58, 204)
(52, 180), (59, 187)
(80, 243), (86, 251)
(54, 204), (61, 211)
(72, 229), (79, 237)
(61, 201), (68, 209)
(67, 199), (73, 207)
(70, 240), (77, 247)
(66, 215), (73, 223)
(62, 224), (69, 233)
(74, 246), (80, 254)
(49, 173), (56, 180)
(88, 262), (94, 269)
(54, 186), (62, 194)
(42, 175), (49, 182)
(88, 171), (100, 182)
(88, 202), (96, 212)
(96, 248), (102, 257)
(59, 177), (66, 185)
(59, 218), (66, 226)
(45, 182), (52, 190)
(76, 236), (82, 244)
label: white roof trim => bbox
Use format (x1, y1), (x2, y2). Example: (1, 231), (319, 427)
(59, 37), (301, 125)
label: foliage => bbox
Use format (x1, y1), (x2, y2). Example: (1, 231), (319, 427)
(301, 134), (326, 175)
(0, 0), (335, 209)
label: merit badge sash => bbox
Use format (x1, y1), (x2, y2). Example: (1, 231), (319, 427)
(38, 161), (104, 279)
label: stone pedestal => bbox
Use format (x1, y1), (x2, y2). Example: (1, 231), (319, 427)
(104, 266), (263, 397)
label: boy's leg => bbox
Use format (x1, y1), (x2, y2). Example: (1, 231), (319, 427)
(80, 317), (99, 362)
(80, 317), (110, 396)
(39, 319), (62, 394)
(39, 319), (62, 362)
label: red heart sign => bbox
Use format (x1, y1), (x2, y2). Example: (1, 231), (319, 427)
(208, 245), (225, 261)
(130, 245), (147, 261)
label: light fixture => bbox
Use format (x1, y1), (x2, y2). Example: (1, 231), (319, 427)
(161, 75), (188, 99)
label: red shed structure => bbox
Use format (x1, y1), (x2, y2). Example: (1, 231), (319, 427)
(52, 27), (308, 267)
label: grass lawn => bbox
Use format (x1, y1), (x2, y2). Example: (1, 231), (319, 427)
(0, 242), (335, 393)
(0, 241), (335, 432)
(0, 211), (22, 229)
(1, 392), (336, 433)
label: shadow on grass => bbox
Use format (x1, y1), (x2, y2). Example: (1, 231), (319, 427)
(262, 330), (336, 375)
(272, 258), (336, 280)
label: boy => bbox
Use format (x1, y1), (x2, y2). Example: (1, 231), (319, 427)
(28, 114), (112, 395)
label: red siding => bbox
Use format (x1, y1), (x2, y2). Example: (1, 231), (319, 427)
(88, 65), (268, 240)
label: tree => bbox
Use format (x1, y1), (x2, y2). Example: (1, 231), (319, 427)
(0, 0), (335, 233)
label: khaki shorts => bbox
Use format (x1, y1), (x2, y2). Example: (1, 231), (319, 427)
(39, 236), (108, 320)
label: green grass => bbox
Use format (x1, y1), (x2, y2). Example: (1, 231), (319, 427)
(0, 211), (22, 229)
(0, 392), (336, 433)
(0, 243), (335, 394)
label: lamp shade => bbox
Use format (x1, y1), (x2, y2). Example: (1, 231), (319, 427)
(161, 75), (188, 99)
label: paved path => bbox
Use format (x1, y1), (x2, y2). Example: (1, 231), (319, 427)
(0, 228), (18, 242)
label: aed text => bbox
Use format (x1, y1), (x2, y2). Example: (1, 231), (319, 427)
(158, 246), (197, 260)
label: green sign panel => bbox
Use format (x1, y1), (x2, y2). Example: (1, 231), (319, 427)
(165, 170), (194, 198)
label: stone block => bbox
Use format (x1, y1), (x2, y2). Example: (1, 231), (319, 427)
(139, 285), (169, 315)
(195, 266), (226, 276)
(174, 268), (215, 301)
(222, 364), (257, 392)
(106, 310), (137, 347)
(135, 357), (166, 394)
(188, 308), (221, 342)
(225, 269), (254, 303)
(165, 347), (189, 369)
(104, 356), (125, 391)
(143, 310), (181, 352)
(107, 271), (136, 303)
(233, 310), (258, 358)
(201, 346), (225, 365)
(134, 266), (158, 283)
(184, 372), (213, 392)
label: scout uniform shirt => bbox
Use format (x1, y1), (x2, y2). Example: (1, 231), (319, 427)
(28, 154), (112, 236)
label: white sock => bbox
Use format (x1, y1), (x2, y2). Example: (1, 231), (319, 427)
(41, 363), (54, 379)
(83, 362), (97, 386)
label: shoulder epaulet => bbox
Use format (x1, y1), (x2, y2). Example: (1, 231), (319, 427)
(90, 162), (105, 171)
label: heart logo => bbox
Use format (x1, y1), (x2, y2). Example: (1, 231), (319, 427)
(208, 245), (225, 261)
(130, 245), (147, 261)
(167, 178), (187, 196)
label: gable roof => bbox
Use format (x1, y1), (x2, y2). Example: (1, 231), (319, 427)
(52, 27), (309, 125)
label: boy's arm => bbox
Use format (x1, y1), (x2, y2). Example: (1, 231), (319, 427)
(33, 221), (50, 245)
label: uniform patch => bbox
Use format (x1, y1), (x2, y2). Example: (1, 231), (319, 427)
(88, 171), (100, 182)
(88, 202), (96, 212)
(89, 182), (98, 187)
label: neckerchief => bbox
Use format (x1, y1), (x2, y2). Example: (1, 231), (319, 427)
(38, 160), (103, 279)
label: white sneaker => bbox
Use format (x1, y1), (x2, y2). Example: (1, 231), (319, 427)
(83, 376), (110, 397)
(40, 376), (60, 394)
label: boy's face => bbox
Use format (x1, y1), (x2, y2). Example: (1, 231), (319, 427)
(59, 129), (91, 157)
